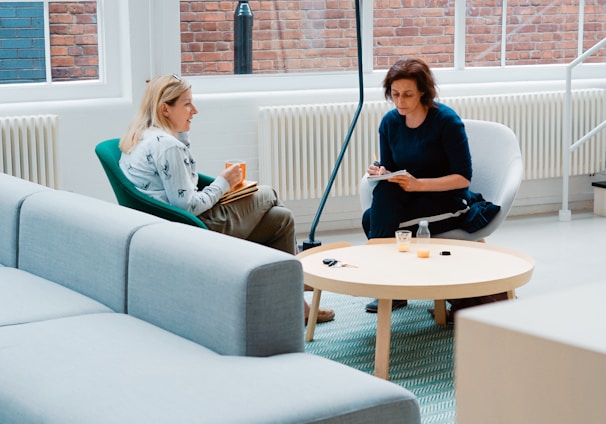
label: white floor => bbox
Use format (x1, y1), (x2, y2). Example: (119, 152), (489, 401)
(297, 210), (606, 300)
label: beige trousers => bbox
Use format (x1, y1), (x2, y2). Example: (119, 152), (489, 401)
(199, 185), (296, 255)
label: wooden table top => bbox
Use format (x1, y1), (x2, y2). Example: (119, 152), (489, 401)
(298, 238), (535, 300)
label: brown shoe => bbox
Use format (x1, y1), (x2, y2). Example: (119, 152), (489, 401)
(305, 308), (335, 325)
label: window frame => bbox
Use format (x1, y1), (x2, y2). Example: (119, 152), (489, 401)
(0, 0), (128, 104)
(1, 0), (604, 104)
(186, 0), (606, 95)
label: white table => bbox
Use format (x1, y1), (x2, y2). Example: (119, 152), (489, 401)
(298, 238), (535, 379)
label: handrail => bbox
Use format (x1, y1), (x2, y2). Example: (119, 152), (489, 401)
(560, 37), (606, 221)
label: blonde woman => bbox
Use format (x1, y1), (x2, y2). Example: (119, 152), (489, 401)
(120, 74), (334, 324)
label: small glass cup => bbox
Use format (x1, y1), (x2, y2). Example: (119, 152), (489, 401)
(395, 230), (412, 252)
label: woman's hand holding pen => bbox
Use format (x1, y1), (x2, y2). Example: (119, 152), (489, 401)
(368, 154), (387, 176)
(367, 163), (387, 176)
(369, 153), (420, 191)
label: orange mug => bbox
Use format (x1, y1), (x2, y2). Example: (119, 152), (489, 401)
(225, 160), (246, 185)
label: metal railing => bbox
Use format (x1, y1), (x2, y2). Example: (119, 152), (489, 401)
(559, 37), (606, 221)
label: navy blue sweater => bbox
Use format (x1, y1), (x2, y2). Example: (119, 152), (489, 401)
(378, 102), (472, 190)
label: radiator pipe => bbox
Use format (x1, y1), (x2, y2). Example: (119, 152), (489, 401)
(302, 0), (364, 250)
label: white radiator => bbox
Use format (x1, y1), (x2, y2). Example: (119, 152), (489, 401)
(258, 89), (606, 201)
(0, 114), (59, 188)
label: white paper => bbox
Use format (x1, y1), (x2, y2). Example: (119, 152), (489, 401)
(366, 169), (408, 181)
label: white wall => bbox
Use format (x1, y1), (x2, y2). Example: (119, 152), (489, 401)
(0, 0), (604, 236)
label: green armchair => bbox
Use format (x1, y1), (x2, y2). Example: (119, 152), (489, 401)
(95, 138), (211, 229)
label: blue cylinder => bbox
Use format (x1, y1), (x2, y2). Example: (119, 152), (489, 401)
(234, 1), (253, 74)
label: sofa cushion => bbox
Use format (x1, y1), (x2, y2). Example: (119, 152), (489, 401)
(17, 190), (164, 312)
(0, 313), (420, 424)
(0, 267), (112, 326)
(127, 222), (305, 357)
(0, 173), (49, 267)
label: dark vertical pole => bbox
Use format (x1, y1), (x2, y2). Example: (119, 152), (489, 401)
(302, 0), (364, 250)
(234, 0), (253, 74)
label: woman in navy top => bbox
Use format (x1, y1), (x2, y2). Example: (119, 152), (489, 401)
(363, 58), (472, 238)
(362, 58), (473, 313)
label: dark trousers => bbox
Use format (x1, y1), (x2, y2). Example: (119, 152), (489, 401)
(362, 181), (469, 239)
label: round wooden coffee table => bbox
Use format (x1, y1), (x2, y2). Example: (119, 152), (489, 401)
(298, 238), (535, 379)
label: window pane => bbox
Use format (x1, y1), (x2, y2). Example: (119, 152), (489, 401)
(49, 1), (99, 81)
(465, 1), (503, 66)
(583, 0), (606, 64)
(466, 0), (606, 67)
(507, 0), (606, 65)
(373, 0), (455, 70)
(0, 1), (98, 85)
(180, 0), (359, 76)
(505, 0), (580, 66)
(0, 2), (46, 84)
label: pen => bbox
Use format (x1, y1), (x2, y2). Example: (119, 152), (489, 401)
(373, 153), (381, 167)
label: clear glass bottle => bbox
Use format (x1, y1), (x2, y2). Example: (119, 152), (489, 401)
(416, 220), (431, 257)
(416, 220), (430, 240)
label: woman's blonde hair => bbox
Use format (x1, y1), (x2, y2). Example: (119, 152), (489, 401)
(120, 74), (191, 153)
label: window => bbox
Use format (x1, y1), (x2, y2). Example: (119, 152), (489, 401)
(180, 0), (359, 76)
(0, 0), (99, 85)
(49, 1), (98, 81)
(180, 0), (606, 78)
(466, 0), (606, 67)
(0, 0), (130, 104)
(373, 0), (455, 69)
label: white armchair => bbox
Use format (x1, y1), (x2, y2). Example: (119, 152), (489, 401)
(359, 119), (523, 241)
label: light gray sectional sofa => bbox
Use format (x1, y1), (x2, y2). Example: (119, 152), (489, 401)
(0, 172), (421, 424)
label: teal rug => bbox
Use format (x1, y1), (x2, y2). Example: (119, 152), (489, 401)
(304, 292), (456, 424)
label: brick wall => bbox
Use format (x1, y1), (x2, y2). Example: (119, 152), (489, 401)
(180, 0), (360, 75)
(0, 2), (45, 84)
(49, 1), (98, 81)
(468, 0), (606, 66)
(180, 0), (606, 76)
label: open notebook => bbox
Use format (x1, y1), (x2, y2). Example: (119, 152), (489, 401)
(367, 169), (407, 181)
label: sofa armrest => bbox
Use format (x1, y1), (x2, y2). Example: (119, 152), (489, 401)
(127, 222), (304, 357)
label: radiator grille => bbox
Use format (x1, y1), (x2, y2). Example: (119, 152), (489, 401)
(445, 89), (606, 180)
(0, 114), (58, 188)
(259, 89), (606, 201)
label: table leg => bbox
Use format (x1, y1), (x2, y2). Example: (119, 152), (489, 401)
(305, 288), (322, 342)
(375, 298), (392, 380)
(433, 299), (447, 325)
(507, 289), (516, 299)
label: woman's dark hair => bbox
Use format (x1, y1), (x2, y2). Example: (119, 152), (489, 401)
(383, 58), (437, 109)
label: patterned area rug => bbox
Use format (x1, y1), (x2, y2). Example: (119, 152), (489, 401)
(304, 292), (455, 424)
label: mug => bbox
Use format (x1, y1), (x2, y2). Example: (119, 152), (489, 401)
(225, 160), (246, 185)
